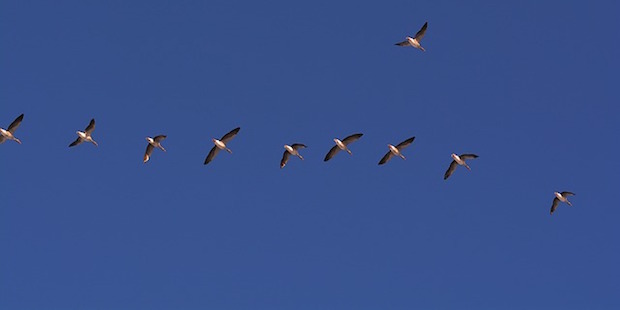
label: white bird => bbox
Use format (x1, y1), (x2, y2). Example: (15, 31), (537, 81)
(444, 153), (479, 180)
(378, 136), (415, 165)
(143, 135), (167, 163)
(395, 21), (428, 51)
(550, 191), (575, 215)
(324, 133), (363, 162)
(204, 127), (240, 165)
(281, 143), (306, 168)
(0, 114), (24, 145)
(69, 119), (98, 147)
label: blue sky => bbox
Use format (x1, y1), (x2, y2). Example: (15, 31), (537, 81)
(1, 0), (619, 308)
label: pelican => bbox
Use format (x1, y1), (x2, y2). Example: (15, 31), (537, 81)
(143, 135), (167, 163)
(378, 136), (415, 165)
(550, 191), (575, 215)
(444, 153), (479, 180)
(280, 143), (306, 168)
(324, 133), (363, 161)
(0, 114), (24, 144)
(395, 21), (428, 51)
(204, 127), (240, 165)
(69, 119), (98, 147)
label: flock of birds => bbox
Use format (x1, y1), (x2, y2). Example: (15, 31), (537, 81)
(0, 22), (577, 215)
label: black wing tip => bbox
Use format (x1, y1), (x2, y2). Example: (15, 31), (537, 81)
(16, 114), (24, 120)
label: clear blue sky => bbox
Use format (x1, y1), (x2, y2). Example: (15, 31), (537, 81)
(1, 0), (619, 309)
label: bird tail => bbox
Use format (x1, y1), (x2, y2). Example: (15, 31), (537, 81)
(14, 138), (21, 144)
(465, 163), (471, 171)
(567, 200), (573, 207)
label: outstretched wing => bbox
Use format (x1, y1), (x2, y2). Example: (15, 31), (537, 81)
(280, 150), (290, 168)
(414, 22), (428, 41)
(550, 198), (560, 215)
(378, 151), (393, 165)
(342, 133), (363, 145)
(395, 40), (410, 46)
(7, 114), (24, 133)
(460, 154), (479, 160)
(220, 127), (240, 143)
(396, 137), (415, 150)
(153, 135), (167, 142)
(204, 146), (220, 165)
(444, 161), (458, 180)
(561, 191), (575, 197)
(324, 145), (340, 162)
(143, 144), (154, 163)
(291, 143), (306, 150)
(85, 119), (96, 134)
(69, 137), (83, 147)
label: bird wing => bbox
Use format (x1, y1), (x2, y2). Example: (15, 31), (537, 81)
(342, 133), (363, 145)
(204, 146), (220, 165)
(220, 127), (240, 143)
(460, 154), (479, 160)
(0, 136), (6, 144)
(561, 191), (575, 197)
(444, 160), (458, 180)
(395, 40), (410, 46)
(550, 198), (560, 215)
(291, 143), (306, 150)
(69, 137), (83, 147)
(280, 150), (290, 168)
(396, 137), (415, 150)
(7, 114), (24, 133)
(414, 22), (428, 41)
(378, 151), (393, 165)
(144, 144), (154, 163)
(324, 145), (340, 161)
(85, 119), (96, 134)
(153, 135), (167, 142)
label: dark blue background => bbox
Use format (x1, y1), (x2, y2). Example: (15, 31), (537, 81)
(1, 0), (619, 308)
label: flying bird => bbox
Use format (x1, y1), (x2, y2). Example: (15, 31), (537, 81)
(378, 136), (415, 165)
(204, 127), (240, 165)
(550, 191), (575, 215)
(324, 133), (363, 162)
(143, 135), (167, 163)
(0, 114), (24, 144)
(280, 143), (306, 168)
(69, 119), (98, 147)
(444, 153), (479, 180)
(395, 21), (428, 51)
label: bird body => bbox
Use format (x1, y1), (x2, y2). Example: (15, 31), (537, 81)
(378, 136), (415, 165)
(204, 127), (240, 165)
(281, 143), (306, 168)
(0, 114), (24, 144)
(69, 119), (98, 147)
(550, 191), (575, 215)
(395, 22), (428, 52)
(324, 133), (363, 161)
(444, 153), (478, 179)
(143, 135), (167, 163)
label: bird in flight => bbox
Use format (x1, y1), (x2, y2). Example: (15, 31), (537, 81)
(550, 191), (575, 215)
(143, 135), (167, 163)
(444, 153), (479, 180)
(69, 119), (98, 147)
(204, 127), (240, 165)
(378, 136), (415, 165)
(324, 133), (363, 162)
(395, 21), (428, 51)
(280, 143), (306, 168)
(0, 114), (24, 145)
